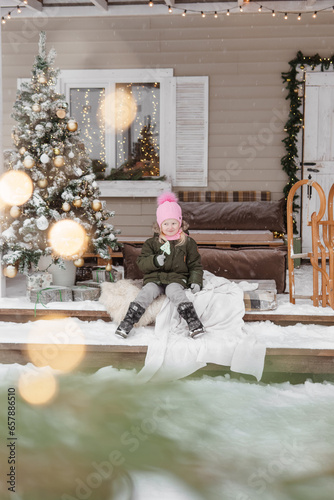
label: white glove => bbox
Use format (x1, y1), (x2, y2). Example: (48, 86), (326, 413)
(190, 283), (200, 294)
(156, 253), (166, 266)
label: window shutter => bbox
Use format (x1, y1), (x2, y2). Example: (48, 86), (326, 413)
(175, 76), (208, 187)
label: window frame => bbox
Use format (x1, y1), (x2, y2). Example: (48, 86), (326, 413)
(59, 68), (174, 182)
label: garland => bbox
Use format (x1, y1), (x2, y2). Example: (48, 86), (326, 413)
(281, 51), (334, 230)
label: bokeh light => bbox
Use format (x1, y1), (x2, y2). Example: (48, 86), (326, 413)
(99, 89), (137, 131)
(27, 318), (86, 372)
(48, 219), (88, 259)
(18, 369), (58, 406)
(0, 170), (33, 206)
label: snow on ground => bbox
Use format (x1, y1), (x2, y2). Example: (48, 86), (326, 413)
(1, 266), (334, 499)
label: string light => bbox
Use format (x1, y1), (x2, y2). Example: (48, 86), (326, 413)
(272, 10), (276, 17)
(214, 11), (218, 18)
(148, 0), (153, 6)
(17, 6), (22, 13)
(284, 12), (288, 19)
(239, 6), (243, 12)
(258, 5), (262, 12)
(168, 5), (172, 13)
(226, 9), (230, 16)
(297, 13), (301, 20)
(201, 11), (205, 18)
(1, 16), (5, 24)
(7, 12), (11, 19)
(23, 0), (28, 4)
(313, 11), (317, 18)
(182, 9), (186, 17)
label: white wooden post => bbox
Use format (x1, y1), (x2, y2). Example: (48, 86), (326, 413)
(0, 23), (6, 298)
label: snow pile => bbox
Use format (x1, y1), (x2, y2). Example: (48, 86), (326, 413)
(1, 364), (334, 500)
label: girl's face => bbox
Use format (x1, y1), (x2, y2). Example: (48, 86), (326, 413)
(161, 218), (181, 237)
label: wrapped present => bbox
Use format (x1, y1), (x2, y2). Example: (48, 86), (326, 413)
(76, 280), (101, 289)
(72, 285), (101, 301)
(26, 272), (53, 294)
(75, 266), (93, 282)
(91, 267), (118, 283)
(28, 286), (73, 305)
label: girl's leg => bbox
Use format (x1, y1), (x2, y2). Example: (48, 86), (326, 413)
(165, 283), (205, 338)
(164, 283), (188, 308)
(135, 282), (164, 309)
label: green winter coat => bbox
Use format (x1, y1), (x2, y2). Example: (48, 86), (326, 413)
(137, 235), (203, 289)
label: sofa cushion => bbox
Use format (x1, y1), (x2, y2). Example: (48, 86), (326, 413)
(123, 244), (287, 293)
(179, 199), (286, 233)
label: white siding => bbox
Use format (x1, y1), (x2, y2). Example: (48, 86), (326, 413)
(2, 13), (334, 235)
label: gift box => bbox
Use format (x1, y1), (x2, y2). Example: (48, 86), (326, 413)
(28, 286), (73, 304)
(72, 285), (101, 301)
(76, 280), (101, 289)
(91, 267), (118, 283)
(26, 272), (53, 295)
(75, 266), (93, 282)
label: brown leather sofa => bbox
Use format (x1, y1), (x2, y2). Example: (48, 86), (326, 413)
(123, 199), (287, 293)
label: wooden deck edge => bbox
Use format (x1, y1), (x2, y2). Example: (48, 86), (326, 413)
(2, 343), (334, 374)
(2, 308), (334, 326)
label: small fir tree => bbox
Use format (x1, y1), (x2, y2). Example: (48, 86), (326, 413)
(0, 32), (119, 275)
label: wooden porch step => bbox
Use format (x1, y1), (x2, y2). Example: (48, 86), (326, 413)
(1, 342), (334, 375)
(1, 308), (334, 326)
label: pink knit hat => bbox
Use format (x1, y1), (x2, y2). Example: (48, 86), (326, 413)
(156, 192), (182, 227)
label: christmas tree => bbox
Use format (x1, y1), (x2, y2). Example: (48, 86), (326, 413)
(107, 122), (161, 180)
(0, 32), (119, 277)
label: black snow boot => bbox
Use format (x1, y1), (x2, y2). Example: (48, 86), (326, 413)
(115, 302), (146, 339)
(177, 302), (205, 338)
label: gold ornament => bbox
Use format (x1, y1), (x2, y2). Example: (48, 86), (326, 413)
(23, 156), (35, 169)
(10, 206), (21, 218)
(56, 109), (66, 119)
(53, 156), (65, 168)
(54, 148), (61, 155)
(38, 74), (48, 84)
(4, 265), (18, 278)
(19, 147), (27, 155)
(91, 200), (102, 211)
(37, 178), (48, 188)
(67, 119), (78, 132)
(74, 258), (85, 268)
(105, 263), (112, 272)
(32, 103), (41, 113)
(73, 197), (82, 208)
(62, 202), (71, 212)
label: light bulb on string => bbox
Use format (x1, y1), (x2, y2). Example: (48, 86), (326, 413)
(7, 12), (11, 19)
(226, 9), (230, 16)
(148, 0), (153, 6)
(313, 11), (317, 18)
(284, 12), (288, 19)
(239, 6), (243, 12)
(17, 6), (22, 13)
(168, 5), (172, 13)
(201, 11), (206, 17)
(272, 10), (276, 17)
(214, 11), (218, 18)
(258, 5), (262, 12)
(1, 17), (6, 24)
(297, 13), (301, 20)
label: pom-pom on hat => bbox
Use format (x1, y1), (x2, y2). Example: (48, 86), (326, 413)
(156, 192), (182, 227)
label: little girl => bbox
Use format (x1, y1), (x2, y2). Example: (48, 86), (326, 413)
(115, 192), (205, 339)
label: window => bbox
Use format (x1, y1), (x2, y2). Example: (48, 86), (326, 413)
(55, 69), (208, 190)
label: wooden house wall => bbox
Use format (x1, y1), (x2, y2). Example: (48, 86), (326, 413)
(1, 13), (334, 236)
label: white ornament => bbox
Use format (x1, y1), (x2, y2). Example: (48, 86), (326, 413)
(36, 215), (49, 231)
(40, 153), (50, 164)
(95, 212), (102, 220)
(68, 150), (75, 159)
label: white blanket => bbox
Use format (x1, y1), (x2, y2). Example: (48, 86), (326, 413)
(138, 271), (266, 382)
